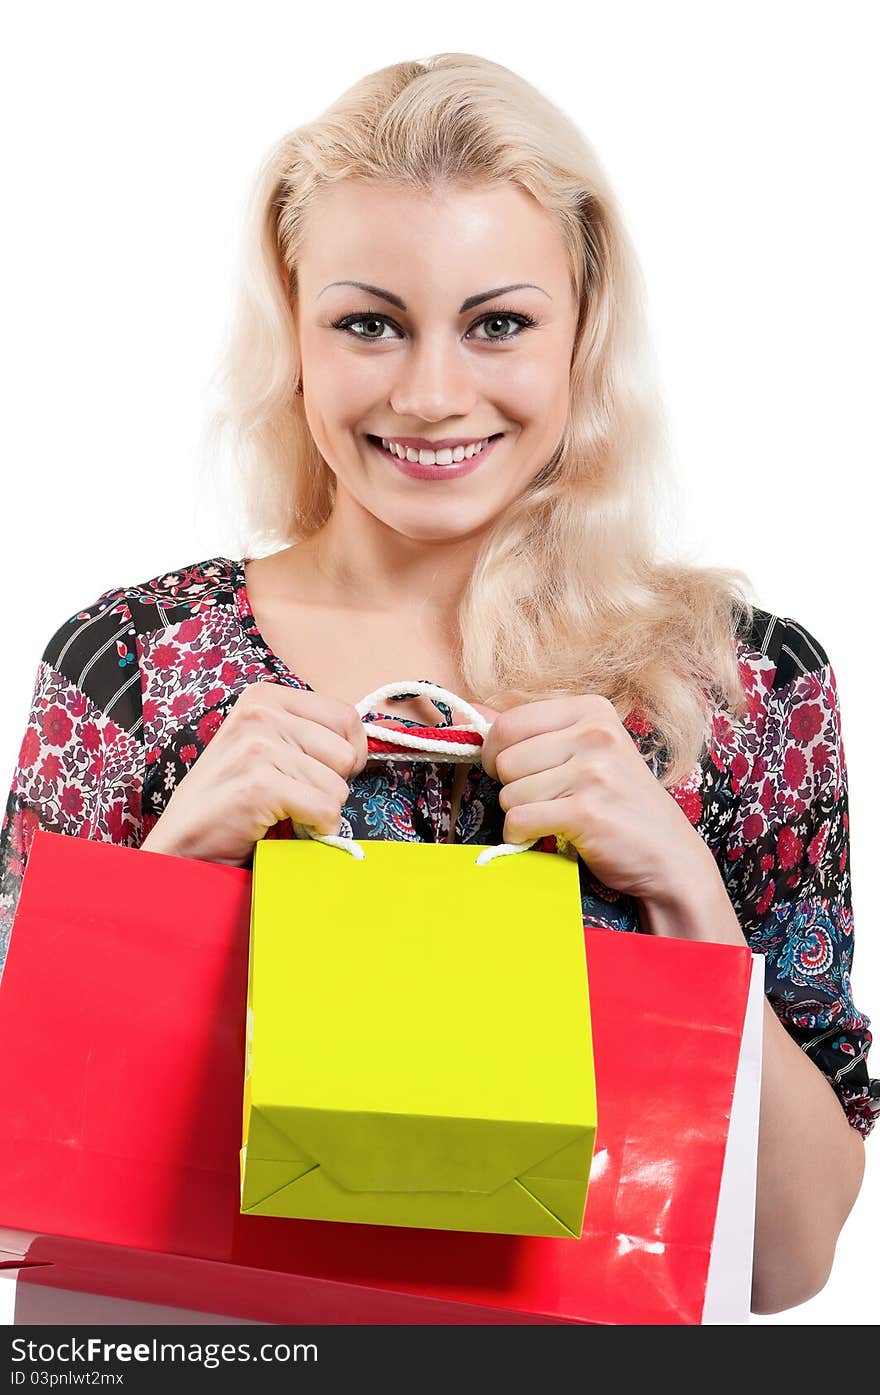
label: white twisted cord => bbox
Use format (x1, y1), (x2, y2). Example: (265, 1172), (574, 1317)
(290, 680), (570, 865)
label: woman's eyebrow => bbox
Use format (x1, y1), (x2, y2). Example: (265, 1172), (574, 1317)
(317, 280), (551, 311)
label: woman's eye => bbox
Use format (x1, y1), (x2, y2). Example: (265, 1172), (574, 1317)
(470, 313), (531, 342)
(340, 314), (397, 341)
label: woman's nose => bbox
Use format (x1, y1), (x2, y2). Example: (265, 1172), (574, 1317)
(389, 339), (476, 422)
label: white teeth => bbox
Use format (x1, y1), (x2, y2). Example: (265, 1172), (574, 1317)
(379, 436), (491, 465)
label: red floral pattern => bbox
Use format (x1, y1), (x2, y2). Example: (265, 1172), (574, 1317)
(0, 556), (876, 1139)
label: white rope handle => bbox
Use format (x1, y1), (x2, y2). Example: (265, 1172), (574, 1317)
(290, 680), (568, 865)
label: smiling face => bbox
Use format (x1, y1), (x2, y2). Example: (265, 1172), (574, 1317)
(292, 179), (580, 546)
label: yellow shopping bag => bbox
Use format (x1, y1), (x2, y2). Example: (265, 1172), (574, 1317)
(240, 683), (597, 1238)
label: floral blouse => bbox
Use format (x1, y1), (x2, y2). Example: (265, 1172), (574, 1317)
(0, 556), (877, 1138)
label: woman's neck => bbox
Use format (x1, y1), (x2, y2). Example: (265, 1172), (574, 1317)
(300, 510), (486, 621)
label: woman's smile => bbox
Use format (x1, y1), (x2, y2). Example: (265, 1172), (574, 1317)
(366, 431), (505, 480)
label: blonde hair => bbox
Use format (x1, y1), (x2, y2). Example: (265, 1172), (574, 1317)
(200, 52), (756, 788)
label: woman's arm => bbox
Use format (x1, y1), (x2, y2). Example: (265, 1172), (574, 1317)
(635, 620), (877, 1314)
(638, 862), (866, 1315)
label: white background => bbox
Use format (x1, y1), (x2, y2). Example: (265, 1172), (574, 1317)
(1, 1), (876, 1325)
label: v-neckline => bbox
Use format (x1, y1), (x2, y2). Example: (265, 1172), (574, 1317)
(230, 556), (458, 725)
(230, 556), (480, 843)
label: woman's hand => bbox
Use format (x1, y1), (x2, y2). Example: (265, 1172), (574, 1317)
(479, 696), (715, 903)
(140, 682), (369, 867)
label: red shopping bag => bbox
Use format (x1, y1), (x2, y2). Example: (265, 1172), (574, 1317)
(0, 829), (762, 1325)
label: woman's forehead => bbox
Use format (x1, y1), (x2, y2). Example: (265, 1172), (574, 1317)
(297, 180), (570, 295)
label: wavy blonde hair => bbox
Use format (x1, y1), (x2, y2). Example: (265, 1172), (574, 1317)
(200, 51), (757, 788)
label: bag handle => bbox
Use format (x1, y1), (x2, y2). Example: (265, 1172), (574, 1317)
(290, 680), (571, 866)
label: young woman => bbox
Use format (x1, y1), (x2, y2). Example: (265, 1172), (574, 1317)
(0, 52), (874, 1314)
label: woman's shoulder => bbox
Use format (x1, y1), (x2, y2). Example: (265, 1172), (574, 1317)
(114, 555), (242, 632)
(39, 556), (242, 719)
(43, 557), (240, 651)
(727, 605), (843, 785)
(734, 605), (832, 694)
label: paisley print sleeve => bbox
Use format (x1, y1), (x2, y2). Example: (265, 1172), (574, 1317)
(0, 585), (144, 984)
(722, 617), (878, 1138)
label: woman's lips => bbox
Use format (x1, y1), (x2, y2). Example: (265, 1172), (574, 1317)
(367, 433), (503, 480)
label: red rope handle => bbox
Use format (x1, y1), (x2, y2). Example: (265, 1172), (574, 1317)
(366, 721), (484, 758)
